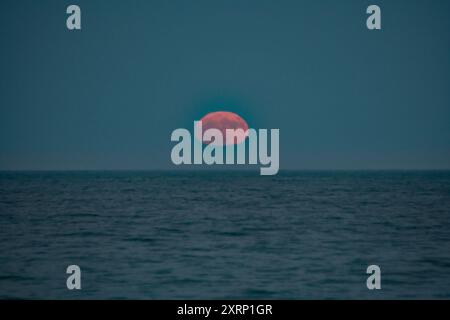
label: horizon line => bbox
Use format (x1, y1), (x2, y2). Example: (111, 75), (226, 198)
(1, 168), (450, 172)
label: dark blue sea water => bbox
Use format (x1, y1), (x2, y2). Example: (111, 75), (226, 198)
(0, 171), (449, 299)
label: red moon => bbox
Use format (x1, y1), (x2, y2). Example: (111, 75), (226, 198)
(197, 111), (249, 145)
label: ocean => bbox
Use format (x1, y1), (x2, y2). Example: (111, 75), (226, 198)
(0, 171), (449, 299)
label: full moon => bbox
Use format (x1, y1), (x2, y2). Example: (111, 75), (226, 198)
(197, 111), (249, 145)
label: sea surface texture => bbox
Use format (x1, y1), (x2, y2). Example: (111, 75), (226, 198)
(0, 171), (449, 299)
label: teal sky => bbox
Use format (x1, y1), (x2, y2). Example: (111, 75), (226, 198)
(0, 0), (449, 170)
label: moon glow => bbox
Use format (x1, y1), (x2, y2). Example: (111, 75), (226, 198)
(197, 111), (249, 145)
